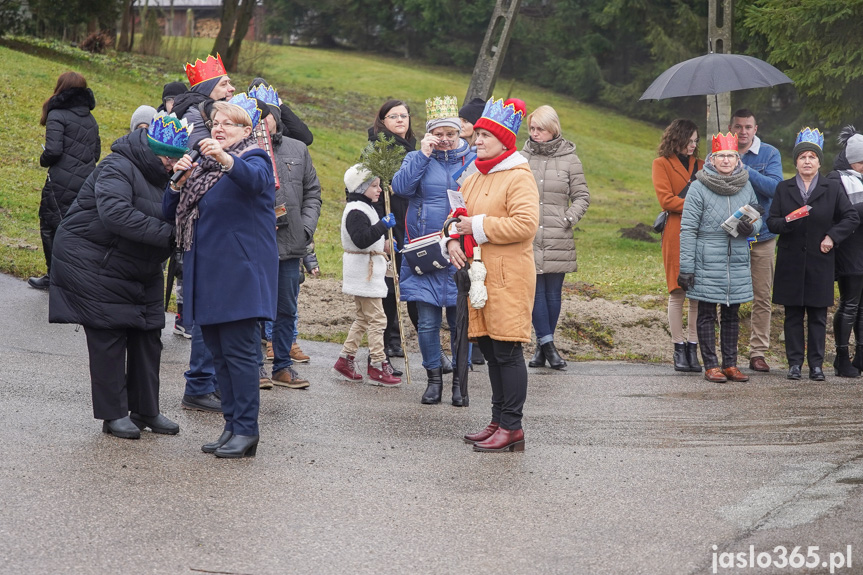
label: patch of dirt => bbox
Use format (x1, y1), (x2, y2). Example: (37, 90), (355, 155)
(298, 278), (671, 361)
(619, 222), (658, 243)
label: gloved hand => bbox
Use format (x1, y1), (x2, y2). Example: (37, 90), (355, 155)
(677, 273), (695, 291)
(749, 202), (766, 216)
(737, 219), (754, 237)
(382, 213), (397, 229)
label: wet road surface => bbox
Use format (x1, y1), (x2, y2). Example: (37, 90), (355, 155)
(1, 272), (862, 574)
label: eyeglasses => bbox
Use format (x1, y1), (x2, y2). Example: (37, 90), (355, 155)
(713, 153), (738, 161)
(689, 138), (699, 144)
(385, 113), (410, 120)
(207, 120), (243, 130)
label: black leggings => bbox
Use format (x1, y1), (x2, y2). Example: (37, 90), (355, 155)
(477, 336), (527, 430)
(834, 275), (863, 348)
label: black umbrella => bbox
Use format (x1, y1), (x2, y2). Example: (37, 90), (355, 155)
(639, 52), (793, 132)
(444, 216), (470, 407)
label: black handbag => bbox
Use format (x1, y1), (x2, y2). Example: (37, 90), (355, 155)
(653, 159), (699, 233)
(401, 231), (451, 276)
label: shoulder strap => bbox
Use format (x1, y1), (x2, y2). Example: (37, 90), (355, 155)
(689, 159), (699, 181)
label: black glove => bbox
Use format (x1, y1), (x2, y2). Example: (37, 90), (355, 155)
(749, 202), (766, 216)
(737, 219), (754, 237)
(678, 184), (690, 199)
(677, 273), (695, 291)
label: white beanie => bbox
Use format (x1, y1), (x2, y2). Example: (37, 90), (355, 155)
(130, 105), (157, 131)
(847, 134), (863, 165)
(426, 117), (461, 133)
(344, 163), (375, 195)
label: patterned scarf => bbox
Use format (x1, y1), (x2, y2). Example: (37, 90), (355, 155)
(839, 170), (863, 205)
(175, 135), (259, 251)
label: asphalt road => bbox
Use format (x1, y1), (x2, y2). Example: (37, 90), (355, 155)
(1, 271), (862, 575)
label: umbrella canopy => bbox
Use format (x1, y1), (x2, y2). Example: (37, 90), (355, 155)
(639, 53), (792, 100)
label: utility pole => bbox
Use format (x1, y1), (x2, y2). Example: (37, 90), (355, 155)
(708, 0), (733, 134)
(465, 0), (522, 103)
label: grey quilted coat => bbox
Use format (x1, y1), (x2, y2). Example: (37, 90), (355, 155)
(521, 137), (590, 274)
(679, 166), (760, 305)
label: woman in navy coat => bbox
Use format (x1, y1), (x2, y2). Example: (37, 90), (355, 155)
(165, 98), (278, 458)
(392, 96), (476, 406)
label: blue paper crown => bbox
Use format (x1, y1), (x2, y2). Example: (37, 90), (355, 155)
(248, 84), (280, 110)
(794, 127), (825, 150)
(479, 98), (524, 137)
(147, 112), (193, 156)
(229, 93), (262, 127)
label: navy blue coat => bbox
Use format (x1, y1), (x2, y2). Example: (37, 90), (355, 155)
(392, 140), (475, 307)
(164, 147), (278, 326)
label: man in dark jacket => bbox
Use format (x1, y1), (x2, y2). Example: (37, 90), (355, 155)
(49, 113), (190, 439)
(31, 84), (101, 289)
(252, 84), (322, 388)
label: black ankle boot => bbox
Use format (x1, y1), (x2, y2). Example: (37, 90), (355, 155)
(528, 345), (545, 368)
(673, 343), (688, 372)
(685, 342), (702, 372)
(421, 367), (443, 404)
(541, 341), (567, 370)
(451, 373), (464, 407)
(853, 344), (863, 371)
(834, 346), (861, 377)
(440, 349), (453, 374)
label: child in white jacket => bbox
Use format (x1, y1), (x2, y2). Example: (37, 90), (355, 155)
(333, 164), (400, 385)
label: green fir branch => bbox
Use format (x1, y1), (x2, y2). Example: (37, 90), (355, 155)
(359, 134), (406, 186)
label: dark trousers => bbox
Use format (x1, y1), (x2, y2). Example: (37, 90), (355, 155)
(272, 257), (300, 373)
(383, 275), (418, 347)
(784, 305), (827, 367)
(834, 275), (863, 348)
(184, 324), (217, 396)
(201, 318), (260, 436)
(83, 326), (161, 420)
(696, 301), (740, 370)
(477, 336), (528, 431)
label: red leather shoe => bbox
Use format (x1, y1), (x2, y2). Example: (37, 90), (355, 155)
(722, 366), (749, 382)
(473, 427), (525, 452)
(463, 421), (499, 444)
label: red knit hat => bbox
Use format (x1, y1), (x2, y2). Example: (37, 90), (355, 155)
(473, 98), (526, 150)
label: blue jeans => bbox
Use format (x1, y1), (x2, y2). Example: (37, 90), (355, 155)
(532, 273), (565, 345)
(184, 324), (218, 396)
(272, 258), (301, 374)
(416, 301), (457, 370)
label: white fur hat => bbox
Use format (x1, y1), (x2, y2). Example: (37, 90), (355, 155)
(344, 163), (375, 194)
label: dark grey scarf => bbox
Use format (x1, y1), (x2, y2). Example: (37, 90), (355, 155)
(696, 164), (750, 196)
(175, 135), (259, 251)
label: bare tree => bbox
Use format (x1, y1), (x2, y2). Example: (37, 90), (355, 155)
(117, 0), (137, 52)
(213, 0), (256, 72)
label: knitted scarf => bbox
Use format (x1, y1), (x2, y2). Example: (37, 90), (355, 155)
(839, 170), (863, 205)
(475, 148), (518, 175)
(175, 135), (259, 251)
(696, 163), (750, 196)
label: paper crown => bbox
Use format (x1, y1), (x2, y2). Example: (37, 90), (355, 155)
(147, 112), (193, 158)
(227, 93), (262, 127)
(711, 132), (739, 153)
(795, 127), (825, 150)
(184, 54), (227, 87)
(425, 96), (459, 122)
(479, 98), (524, 138)
(248, 84), (280, 110)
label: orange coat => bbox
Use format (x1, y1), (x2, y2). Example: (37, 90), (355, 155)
(652, 155), (703, 292)
(462, 159), (540, 342)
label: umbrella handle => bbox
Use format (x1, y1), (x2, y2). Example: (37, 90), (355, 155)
(443, 216), (466, 251)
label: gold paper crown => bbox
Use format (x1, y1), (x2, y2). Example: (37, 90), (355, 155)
(425, 96), (459, 122)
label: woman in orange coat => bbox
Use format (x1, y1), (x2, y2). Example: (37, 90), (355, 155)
(652, 119), (703, 373)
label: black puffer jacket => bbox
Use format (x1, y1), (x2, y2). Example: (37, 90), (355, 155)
(39, 87), (101, 228)
(49, 130), (175, 330)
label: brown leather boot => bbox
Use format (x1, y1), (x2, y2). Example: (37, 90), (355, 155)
(463, 421), (499, 444)
(473, 427), (525, 452)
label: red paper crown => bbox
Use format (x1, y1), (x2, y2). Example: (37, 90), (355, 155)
(712, 132), (739, 153)
(184, 54), (227, 87)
